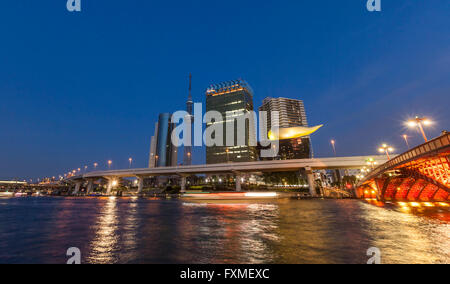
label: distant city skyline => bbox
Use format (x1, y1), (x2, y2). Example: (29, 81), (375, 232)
(0, 1), (449, 180)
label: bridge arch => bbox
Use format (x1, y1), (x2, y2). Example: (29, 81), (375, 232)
(357, 133), (450, 202)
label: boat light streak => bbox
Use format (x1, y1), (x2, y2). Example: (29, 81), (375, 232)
(244, 192), (277, 197)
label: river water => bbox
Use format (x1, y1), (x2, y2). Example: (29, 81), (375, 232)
(0, 197), (448, 264)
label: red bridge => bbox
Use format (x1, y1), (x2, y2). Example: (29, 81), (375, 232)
(357, 132), (449, 202)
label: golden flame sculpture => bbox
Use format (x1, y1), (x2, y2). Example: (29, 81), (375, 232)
(268, 125), (323, 141)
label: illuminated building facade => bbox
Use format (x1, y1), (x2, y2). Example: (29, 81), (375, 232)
(149, 113), (178, 168)
(205, 79), (257, 164)
(259, 97), (311, 160)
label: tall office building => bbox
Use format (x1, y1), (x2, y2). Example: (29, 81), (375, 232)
(149, 113), (178, 168)
(205, 79), (257, 164)
(183, 74), (193, 166)
(259, 97), (311, 160)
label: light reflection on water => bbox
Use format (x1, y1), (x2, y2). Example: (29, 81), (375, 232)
(0, 197), (448, 264)
(87, 197), (119, 264)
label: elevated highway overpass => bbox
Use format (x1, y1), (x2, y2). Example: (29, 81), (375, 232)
(67, 155), (388, 196)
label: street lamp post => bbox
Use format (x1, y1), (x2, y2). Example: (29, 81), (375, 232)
(331, 140), (337, 157)
(93, 163), (98, 171)
(379, 144), (394, 160)
(407, 116), (431, 142)
(129, 157), (133, 168)
(402, 134), (410, 150)
(108, 160), (112, 170)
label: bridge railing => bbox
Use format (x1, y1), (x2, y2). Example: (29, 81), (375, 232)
(361, 133), (450, 183)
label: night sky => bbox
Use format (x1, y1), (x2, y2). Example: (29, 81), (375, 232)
(1, 1), (449, 180)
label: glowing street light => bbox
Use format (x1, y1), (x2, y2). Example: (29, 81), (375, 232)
(379, 144), (394, 160)
(366, 157), (378, 169)
(330, 140), (337, 156)
(402, 134), (411, 150)
(93, 163), (98, 171)
(128, 157), (133, 168)
(407, 116), (432, 142)
(107, 160), (112, 169)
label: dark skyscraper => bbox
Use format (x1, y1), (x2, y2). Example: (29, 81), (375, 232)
(149, 113), (178, 168)
(259, 97), (311, 160)
(183, 74), (193, 166)
(205, 79), (257, 164)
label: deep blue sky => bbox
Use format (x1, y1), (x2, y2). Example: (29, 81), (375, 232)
(1, 1), (449, 180)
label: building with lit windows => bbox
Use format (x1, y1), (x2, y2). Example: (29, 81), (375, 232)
(259, 97), (311, 160)
(205, 79), (257, 164)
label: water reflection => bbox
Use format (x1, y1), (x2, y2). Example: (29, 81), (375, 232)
(176, 202), (280, 264)
(87, 197), (119, 264)
(117, 197), (139, 263)
(238, 204), (280, 263)
(0, 197), (448, 264)
(359, 201), (450, 264)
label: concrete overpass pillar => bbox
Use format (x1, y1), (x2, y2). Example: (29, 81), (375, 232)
(74, 181), (82, 195)
(106, 179), (114, 195)
(180, 177), (187, 193)
(86, 180), (94, 194)
(137, 177), (144, 194)
(305, 167), (317, 197)
(235, 175), (242, 192)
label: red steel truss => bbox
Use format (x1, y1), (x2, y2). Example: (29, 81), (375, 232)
(357, 133), (450, 202)
(403, 156), (449, 188)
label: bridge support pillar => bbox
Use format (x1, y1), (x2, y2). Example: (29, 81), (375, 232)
(74, 181), (82, 195)
(235, 175), (242, 192)
(137, 177), (144, 194)
(106, 179), (115, 195)
(181, 177), (187, 193)
(306, 167), (317, 197)
(86, 180), (94, 194)
(374, 178), (383, 201)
